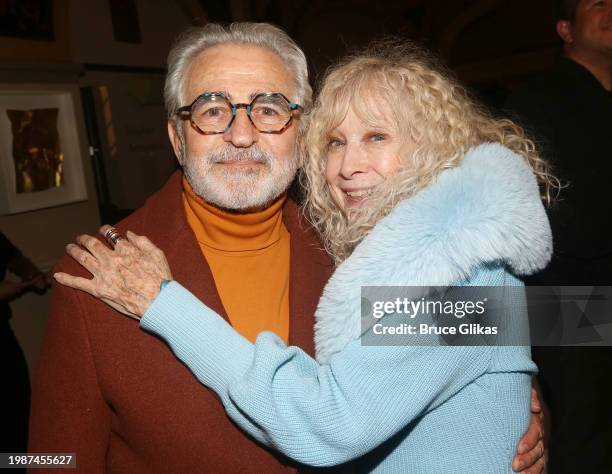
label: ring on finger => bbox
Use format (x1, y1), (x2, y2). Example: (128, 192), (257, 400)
(104, 227), (125, 246)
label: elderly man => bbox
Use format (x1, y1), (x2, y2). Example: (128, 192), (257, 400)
(505, 1), (612, 472)
(30, 23), (543, 473)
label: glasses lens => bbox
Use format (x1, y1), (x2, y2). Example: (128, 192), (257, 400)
(191, 95), (232, 132)
(250, 95), (292, 131)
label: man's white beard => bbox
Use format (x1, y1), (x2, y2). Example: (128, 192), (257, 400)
(182, 145), (298, 212)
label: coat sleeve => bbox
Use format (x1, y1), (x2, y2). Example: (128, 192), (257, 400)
(29, 280), (111, 473)
(141, 281), (498, 467)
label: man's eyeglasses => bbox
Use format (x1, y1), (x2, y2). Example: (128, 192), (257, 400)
(175, 92), (303, 135)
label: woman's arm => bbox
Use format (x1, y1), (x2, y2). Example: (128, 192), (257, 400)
(142, 281), (496, 467)
(55, 226), (544, 471)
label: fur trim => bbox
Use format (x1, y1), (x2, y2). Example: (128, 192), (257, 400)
(314, 143), (552, 364)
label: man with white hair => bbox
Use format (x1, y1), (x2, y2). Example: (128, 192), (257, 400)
(29, 23), (333, 473)
(29, 23), (543, 473)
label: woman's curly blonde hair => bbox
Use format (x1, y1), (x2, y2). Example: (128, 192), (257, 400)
(301, 39), (559, 265)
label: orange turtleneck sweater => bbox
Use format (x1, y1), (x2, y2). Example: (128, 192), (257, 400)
(182, 178), (290, 344)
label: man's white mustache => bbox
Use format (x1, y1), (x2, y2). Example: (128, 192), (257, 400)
(207, 147), (272, 165)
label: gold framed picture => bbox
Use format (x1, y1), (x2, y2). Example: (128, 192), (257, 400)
(0, 84), (88, 214)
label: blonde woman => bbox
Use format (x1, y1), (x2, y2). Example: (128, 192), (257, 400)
(56, 41), (553, 472)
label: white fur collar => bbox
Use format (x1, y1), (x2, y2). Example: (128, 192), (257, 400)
(314, 143), (552, 364)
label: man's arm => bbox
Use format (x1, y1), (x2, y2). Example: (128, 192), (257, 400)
(29, 279), (111, 472)
(7, 252), (44, 284)
(1, 232), (49, 293)
(0, 280), (30, 300)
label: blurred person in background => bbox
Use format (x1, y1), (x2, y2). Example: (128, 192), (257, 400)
(1, 231), (49, 465)
(504, 0), (612, 472)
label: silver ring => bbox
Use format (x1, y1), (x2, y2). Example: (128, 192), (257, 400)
(104, 227), (124, 246)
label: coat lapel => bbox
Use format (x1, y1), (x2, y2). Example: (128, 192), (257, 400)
(141, 171), (229, 321)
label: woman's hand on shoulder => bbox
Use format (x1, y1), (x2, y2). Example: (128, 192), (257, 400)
(54, 225), (173, 320)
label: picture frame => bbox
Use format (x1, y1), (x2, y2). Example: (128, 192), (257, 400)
(0, 84), (89, 214)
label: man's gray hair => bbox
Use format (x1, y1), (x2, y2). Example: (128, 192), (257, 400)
(164, 22), (311, 120)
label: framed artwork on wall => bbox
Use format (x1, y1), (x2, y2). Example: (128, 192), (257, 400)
(0, 85), (88, 215)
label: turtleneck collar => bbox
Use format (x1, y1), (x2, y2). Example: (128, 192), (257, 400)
(182, 176), (287, 252)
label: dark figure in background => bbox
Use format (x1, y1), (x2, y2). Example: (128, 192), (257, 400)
(504, 0), (612, 472)
(0, 232), (48, 464)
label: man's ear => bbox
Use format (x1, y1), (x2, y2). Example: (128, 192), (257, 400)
(167, 120), (184, 165)
(556, 20), (574, 45)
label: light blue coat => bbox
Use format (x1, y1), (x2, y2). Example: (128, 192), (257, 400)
(141, 143), (552, 472)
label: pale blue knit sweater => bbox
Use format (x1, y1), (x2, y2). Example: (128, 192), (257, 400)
(140, 144), (552, 473)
